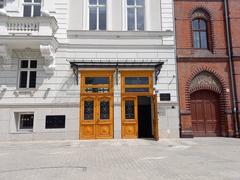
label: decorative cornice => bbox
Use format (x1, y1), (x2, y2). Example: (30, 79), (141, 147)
(67, 30), (174, 39)
(12, 48), (41, 59)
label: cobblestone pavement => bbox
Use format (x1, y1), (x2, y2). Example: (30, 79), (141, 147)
(0, 138), (239, 180)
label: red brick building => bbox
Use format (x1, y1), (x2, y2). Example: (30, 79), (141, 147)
(174, 0), (240, 137)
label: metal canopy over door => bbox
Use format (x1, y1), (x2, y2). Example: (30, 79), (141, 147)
(190, 90), (221, 137)
(80, 71), (114, 139)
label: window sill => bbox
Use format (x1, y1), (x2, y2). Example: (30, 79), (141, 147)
(11, 130), (33, 134)
(14, 89), (36, 96)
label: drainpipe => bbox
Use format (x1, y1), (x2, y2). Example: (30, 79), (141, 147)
(223, 0), (240, 137)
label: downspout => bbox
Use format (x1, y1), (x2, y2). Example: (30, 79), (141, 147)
(223, 0), (240, 137)
(172, 1), (181, 138)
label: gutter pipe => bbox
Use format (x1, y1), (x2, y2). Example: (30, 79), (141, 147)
(223, 0), (240, 137)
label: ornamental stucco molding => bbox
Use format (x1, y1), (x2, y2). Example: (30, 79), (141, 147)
(0, 45), (10, 61)
(0, 45), (11, 69)
(189, 71), (222, 94)
(40, 45), (56, 74)
(12, 48), (41, 59)
(40, 45), (54, 61)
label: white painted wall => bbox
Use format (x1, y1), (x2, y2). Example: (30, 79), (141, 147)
(0, 0), (179, 141)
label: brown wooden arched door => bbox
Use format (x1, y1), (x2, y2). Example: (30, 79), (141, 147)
(190, 90), (221, 137)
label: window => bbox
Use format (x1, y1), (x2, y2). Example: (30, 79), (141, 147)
(89, 0), (107, 30)
(127, 0), (144, 31)
(45, 115), (66, 129)
(85, 77), (109, 85)
(83, 76), (111, 93)
(19, 60), (37, 89)
(192, 19), (208, 49)
(23, 0), (41, 17)
(124, 76), (150, 93)
(18, 113), (34, 131)
(0, 0), (4, 9)
(125, 77), (149, 85)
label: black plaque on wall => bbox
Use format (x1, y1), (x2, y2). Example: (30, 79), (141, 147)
(45, 115), (66, 129)
(160, 93), (171, 101)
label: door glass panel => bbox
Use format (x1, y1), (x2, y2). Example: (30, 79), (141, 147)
(85, 77), (109, 85)
(125, 100), (135, 119)
(84, 100), (94, 120)
(100, 100), (109, 120)
(125, 88), (149, 93)
(125, 77), (149, 85)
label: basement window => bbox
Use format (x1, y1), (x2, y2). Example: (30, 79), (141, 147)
(18, 113), (34, 131)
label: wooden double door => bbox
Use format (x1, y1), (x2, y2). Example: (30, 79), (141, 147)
(190, 90), (221, 137)
(80, 71), (114, 139)
(80, 95), (113, 139)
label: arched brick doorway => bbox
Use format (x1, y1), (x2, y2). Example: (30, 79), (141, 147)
(190, 90), (221, 137)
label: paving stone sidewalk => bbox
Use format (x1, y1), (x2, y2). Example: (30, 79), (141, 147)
(0, 138), (239, 180)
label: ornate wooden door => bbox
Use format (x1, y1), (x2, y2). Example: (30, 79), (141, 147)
(80, 71), (114, 139)
(96, 96), (113, 139)
(191, 90), (220, 137)
(121, 97), (138, 138)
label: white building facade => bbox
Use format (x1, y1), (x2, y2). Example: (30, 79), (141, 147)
(0, 0), (179, 141)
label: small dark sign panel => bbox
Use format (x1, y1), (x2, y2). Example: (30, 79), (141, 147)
(160, 93), (171, 101)
(45, 115), (65, 129)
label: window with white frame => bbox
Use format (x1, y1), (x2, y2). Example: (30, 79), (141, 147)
(19, 60), (37, 89)
(23, 0), (41, 17)
(0, 0), (4, 9)
(89, 0), (107, 30)
(127, 0), (145, 31)
(18, 113), (34, 131)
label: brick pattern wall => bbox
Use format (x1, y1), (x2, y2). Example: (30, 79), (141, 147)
(174, 0), (237, 137)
